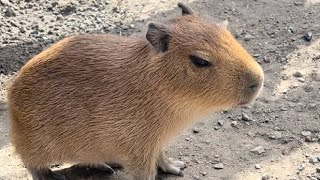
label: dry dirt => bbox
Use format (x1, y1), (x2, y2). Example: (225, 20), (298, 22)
(1, 0), (320, 180)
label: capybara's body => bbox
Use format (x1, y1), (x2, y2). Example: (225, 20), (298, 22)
(8, 3), (264, 180)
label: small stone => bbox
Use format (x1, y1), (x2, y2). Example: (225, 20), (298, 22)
(297, 78), (305, 83)
(242, 113), (252, 121)
(304, 32), (312, 42)
(192, 127), (200, 133)
(298, 164), (305, 171)
(274, 131), (282, 139)
(253, 54), (260, 58)
(282, 149), (290, 156)
(19, 27), (26, 33)
(231, 121), (238, 127)
(309, 157), (318, 164)
(303, 85), (313, 92)
(130, 24), (135, 28)
(255, 164), (261, 169)
(214, 163), (224, 169)
(288, 26), (296, 34)
(200, 172), (207, 176)
(261, 173), (271, 180)
(185, 137), (190, 141)
(60, 5), (76, 16)
(4, 8), (16, 17)
(294, 1), (304, 6)
(1, 0), (11, 5)
(192, 175), (200, 180)
(214, 126), (220, 130)
(301, 130), (312, 137)
(244, 34), (253, 41)
(293, 71), (303, 77)
(316, 168), (320, 173)
(217, 120), (224, 126)
(251, 146), (265, 154)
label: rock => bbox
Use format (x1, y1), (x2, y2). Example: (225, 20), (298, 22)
(293, 71), (303, 77)
(316, 168), (320, 173)
(4, 8), (16, 17)
(60, 5), (76, 16)
(214, 126), (220, 130)
(251, 146), (265, 154)
(19, 27), (26, 33)
(301, 130), (312, 137)
(0, 0), (11, 5)
(192, 175), (200, 180)
(304, 32), (312, 42)
(185, 137), (190, 141)
(214, 163), (224, 169)
(282, 149), (290, 156)
(255, 164), (261, 169)
(231, 121), (238, 127)
(294, 1), (304, 6)
(274, 131), (282, 139)
(297, 78), (305, 83)
(242, 113), (252, 121)
(288, 26), (296, 34)
(261, 173), (271, 180)
(192, 127), (199, 133)
(298, 164), (305, 171)
(217, 120), (224, 126)
(253, 54), (260, 58)
(303, 85), (313, 93)
(200, 171), (207, 176)
(309, 157), (318, 164)
(244, 34), (253, 41)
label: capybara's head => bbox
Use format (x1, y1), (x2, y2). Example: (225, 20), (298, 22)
(145, 3), (264, 113)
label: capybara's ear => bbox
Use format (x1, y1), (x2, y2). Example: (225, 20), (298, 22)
(146, 21), (171, 52)
(178, 2), (195, 16)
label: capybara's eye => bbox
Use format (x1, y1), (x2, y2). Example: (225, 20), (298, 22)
(189, 55), (211, 68)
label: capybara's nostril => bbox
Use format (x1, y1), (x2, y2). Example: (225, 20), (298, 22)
(245, 74), (262, 94)
(248, 83), (258, 91)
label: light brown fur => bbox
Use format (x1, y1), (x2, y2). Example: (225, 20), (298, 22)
(7, 3), (264, 180)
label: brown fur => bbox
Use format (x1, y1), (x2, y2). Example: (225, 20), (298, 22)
(7, 3), (264, 180)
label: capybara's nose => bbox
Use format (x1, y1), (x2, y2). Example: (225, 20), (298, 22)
(245, 73), (263, 95)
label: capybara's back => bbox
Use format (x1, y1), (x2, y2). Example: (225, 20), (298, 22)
(8, 3), (264, 180)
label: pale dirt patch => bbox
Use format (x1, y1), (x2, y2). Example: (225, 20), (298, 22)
(235, 143), (320, 180)
(276, 39), (320, 97)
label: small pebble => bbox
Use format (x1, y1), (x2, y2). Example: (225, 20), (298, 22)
(301, 130), (312, 137)
(200, 172), (207, 176)
(214, 163), (224, 169)
(251, 146), (265, 154)
(192, 127), (200, 134)
(293, 71), (303, 77)
(304, 32), (312, 42)
(214, 126), (220, 130)
(217, 120), (224, 126)
(255, 164), (261, 169)
(244, 34), (253, 41)
(298, 164), (305, 171)
(242, 113), (252, 121)
(231, 121), (238, 127)
(4, 8), (16, 17)
(309, 157), (318, 164)
(192, 175), (200, 180)
(261, 173), (271, 180)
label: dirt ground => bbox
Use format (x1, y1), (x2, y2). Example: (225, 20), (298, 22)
(1, 0), (320, 179)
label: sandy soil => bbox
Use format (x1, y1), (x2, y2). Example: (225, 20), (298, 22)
(1, 0), (320, 179)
